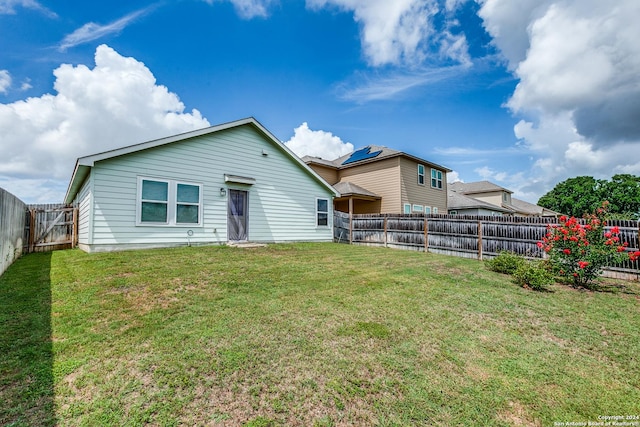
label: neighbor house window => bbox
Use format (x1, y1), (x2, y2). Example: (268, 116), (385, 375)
(424, 207), (431, 214)
(418, 164), (425, 185)
(431, 169), (443, 189)
(433, 207), (439, 214)
(316, 198), (329, 226)
(138, 177), (202, 226)
(412, 204), (423, 212)
(404, 203), (411, 214)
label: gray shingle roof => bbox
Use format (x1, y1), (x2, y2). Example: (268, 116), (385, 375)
(333, 181), (380, 198)
(303, 145), (451, 172)
(449, 180), (512, 194)
(447, 191), (514, 213)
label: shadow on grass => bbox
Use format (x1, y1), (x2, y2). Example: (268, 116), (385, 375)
(0, 252), (55, 426)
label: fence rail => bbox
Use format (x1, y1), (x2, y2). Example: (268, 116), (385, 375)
(334, 212), (640, 280)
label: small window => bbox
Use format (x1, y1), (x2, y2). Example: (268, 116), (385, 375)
(317, 198), (329, 227)
(449, 210), (457, 215)
(502, 192), (509, 203)
(433, 207), (439, 214)
(431, 169), (443, 189)
(412, 204), (423, 212)
(404, 203), (411, 214)
(418, 164), (425, 185)
(141, 179), (169, 223)
(424, 206), (431, 214)
(176, 183), (200, 224)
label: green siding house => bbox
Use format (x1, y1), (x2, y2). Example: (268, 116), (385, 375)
(64, 118), (338, 252)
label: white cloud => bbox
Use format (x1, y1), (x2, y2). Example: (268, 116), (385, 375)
(338, 65), (468, 103)
(0, 0), (57, 17)
(203, 0), (275, 18)
(20, 79), (32, 91)
(284, 122), (354, 159)
(476, 0), (640, 201)
(59, 7), (154, 51)
(0, 70), (11, 94)
(0, 44), (210, 203)
(447, 170), (463, 183)
(307, 0), (469, 67)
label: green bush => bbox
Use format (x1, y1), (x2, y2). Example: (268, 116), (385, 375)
(513, 260), (554, 291)
(484, 251), (526, 275)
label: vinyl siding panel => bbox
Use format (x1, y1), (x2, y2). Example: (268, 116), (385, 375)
(400, 157), (447, 213)
(310, 164), (339, 185)
(338, 158), (401, 213)
(86, 125), (334, 251)
(468, 192), (504, 207)
(73, 175), (93, 245)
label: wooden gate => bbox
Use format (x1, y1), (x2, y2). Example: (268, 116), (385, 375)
(24, 204), (78, 253)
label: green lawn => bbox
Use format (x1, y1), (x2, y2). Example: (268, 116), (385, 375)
(1, 243), (639, 426)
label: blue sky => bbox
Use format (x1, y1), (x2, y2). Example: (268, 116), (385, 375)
(2, 0), (640, 204)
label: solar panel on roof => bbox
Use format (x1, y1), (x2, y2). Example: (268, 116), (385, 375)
(341, 146), (383, 165)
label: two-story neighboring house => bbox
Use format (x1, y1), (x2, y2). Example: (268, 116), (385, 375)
(448, 181), (561, 217)
(303, 145), (451, 215)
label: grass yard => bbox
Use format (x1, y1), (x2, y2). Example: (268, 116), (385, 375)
(1, 243), (639, 426)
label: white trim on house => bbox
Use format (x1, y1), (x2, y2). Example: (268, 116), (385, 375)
(224, 174), (256, 185)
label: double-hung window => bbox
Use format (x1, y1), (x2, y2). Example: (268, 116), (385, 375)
(140, 179), (169, 223)
(431, 168), (443, 189)
(138, 177), (202, 226)
(316, 198), (329, 227)
(418, 164), (425, 185)
(176, 183), (201, 224)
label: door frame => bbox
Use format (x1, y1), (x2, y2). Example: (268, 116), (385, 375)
(227, 188), (249, 242)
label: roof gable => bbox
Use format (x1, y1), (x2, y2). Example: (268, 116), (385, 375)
(65, 117), (338, 203)
(448, 191), (514, 213)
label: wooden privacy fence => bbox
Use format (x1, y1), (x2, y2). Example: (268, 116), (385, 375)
(334, 212), (640, 279)
(24, 204), (78, 254)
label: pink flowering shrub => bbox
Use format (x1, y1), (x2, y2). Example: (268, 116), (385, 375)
(538, 201), (637, 288)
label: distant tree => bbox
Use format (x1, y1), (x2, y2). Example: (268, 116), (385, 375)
(538, 175), (640, 219)
(538, 176), (606, 218)
(604, 174), (640, 219)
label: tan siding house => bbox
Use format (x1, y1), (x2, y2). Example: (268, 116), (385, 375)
(304, 145), (450, 215)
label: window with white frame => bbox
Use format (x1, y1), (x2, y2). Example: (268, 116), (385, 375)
(418, 164), (425, 185)
(431, 168), (443, 189)
(412, 204), (423, 212)
(404, 203), (411, 214)
(433, 207), (439, 214)
(424, 206), (431, 214)
(138, 177), (202, 226)
(316, 198), (329, 226)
